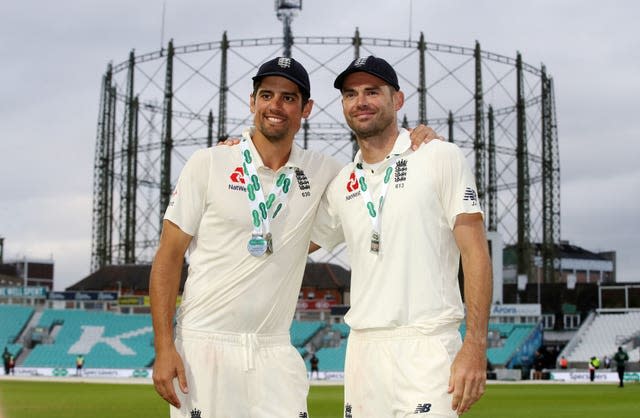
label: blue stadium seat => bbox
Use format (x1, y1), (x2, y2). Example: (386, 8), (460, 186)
(23, 309), (154, 369)
(308, 340), (347, 372)
(290, 320), (325, 347)
(0, 304), (34, 345)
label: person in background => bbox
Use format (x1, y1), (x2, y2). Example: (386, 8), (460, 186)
(588, 356), (600, 382)
(2, 347), (11, 375)
(8, 354), (15, 375)
(75, 354), (84, 377)
(309, 353), (320, 380)
(312, 55), (492, 417)
(533, 349), (545, 380)
(613, 346), (629, 388)
(558, 355), (568, 369)
(602, 354), (611, 370)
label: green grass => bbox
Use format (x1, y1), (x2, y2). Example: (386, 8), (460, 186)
(0, 381), (638, 417)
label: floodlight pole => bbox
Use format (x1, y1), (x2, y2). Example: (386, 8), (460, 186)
(275, 0), (302, 58)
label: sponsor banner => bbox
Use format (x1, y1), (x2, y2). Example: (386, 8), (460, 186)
(13, 367), (153, 379)
(316, 371), (344, 381)
(550, 371), (640, 383)
(118, 295), (177, 307)
(490, 303), (541, 317)
(0, 286), (48, 298)
(49, 291), (119, 301)
(118, 296), (145, 305)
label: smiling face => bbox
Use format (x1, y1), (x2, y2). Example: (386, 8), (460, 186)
(250, 76), (313, 144)
(340, 72), (403, 140)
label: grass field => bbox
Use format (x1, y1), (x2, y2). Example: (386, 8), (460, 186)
(0, 380), (638, 417)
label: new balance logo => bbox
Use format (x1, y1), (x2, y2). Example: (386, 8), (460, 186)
(190, 409), (202, 418)
(463, 187), (478, 205)
(414, 403), (432, 413)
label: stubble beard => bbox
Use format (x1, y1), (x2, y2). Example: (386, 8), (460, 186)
(348, 115), (393, 141)
(255, 118), (290, 144)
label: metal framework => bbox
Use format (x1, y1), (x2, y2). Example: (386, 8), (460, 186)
(90, 29), (561, 284)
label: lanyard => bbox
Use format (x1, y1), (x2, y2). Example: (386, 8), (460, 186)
(353, 155), (400, 254)
(239, 128), (296, 255)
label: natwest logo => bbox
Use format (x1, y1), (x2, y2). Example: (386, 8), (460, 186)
(230, 167), (245, 184)
(346, 171), (359, 192)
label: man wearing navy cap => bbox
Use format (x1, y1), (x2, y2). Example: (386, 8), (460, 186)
(150, 56), (343, 417)
(313, 56), (492, 417)
(150, 55), (442, 417)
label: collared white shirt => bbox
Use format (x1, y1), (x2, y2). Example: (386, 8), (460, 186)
(165, 134), (342, 334)
(312, 129), (483, 331)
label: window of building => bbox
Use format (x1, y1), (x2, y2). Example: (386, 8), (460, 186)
(541, 314), (555, 330)
(563, 314), (581, 329)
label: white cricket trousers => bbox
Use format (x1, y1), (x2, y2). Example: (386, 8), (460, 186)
(344, 325), (462, 418)
(169, 327), (309, 418)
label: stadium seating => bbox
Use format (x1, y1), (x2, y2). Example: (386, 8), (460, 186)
(2, 305), (549, 374)
(565, 311), (640, 363)
(460, 322), (537, 366)
(308, 340), (347, 372)
(23, 309), (154, 369)
(290, 320), (326, 347)
(0, 304), (34, 346)
(330, 322), (350, 338)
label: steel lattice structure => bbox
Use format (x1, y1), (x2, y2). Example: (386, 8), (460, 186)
(91, 29), (561, 283)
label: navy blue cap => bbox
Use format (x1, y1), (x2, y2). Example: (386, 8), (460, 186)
(252, 57), (311, 97)
(334, 56), (400, 91)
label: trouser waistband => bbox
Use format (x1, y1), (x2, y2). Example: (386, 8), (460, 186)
(349, 323), (460, 340)
(175, 327), (291, 371)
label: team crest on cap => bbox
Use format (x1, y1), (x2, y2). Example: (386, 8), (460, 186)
(190, 409), (201, 418)
(277, 57), (292, 68)
(354, 57), (368, 67)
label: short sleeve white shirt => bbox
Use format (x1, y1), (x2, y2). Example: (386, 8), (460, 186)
(312, 130), (483, 330)
(165, 136), (342, 334)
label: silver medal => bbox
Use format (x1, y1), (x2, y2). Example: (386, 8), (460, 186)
(370, 231), (380, 254)
(247, 234), (268, 257)
(265, 232), (273, 254)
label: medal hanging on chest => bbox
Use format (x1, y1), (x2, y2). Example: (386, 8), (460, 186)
(354, 158), (398, 255)
(247, 233), (268, 257)
(239, 129), (295, 257)
(370, 231), (380, 253)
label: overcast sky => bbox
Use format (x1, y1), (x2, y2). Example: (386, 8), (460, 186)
(1, 0), (639, 291)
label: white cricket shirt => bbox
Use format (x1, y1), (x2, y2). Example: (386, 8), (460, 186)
(165, 135), (342, 334)
(312, 130), (483, 331)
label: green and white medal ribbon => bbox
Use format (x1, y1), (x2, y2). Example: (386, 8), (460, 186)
(353, 156), (399, 254)
(239, 128), (296, 257)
